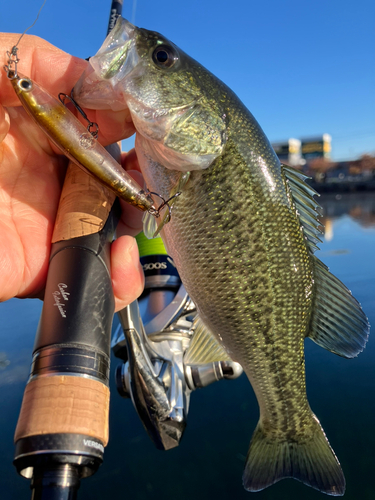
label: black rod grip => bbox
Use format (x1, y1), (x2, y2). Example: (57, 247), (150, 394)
(34, 207), (118, 359)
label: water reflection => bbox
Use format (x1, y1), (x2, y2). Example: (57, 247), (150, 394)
(317, 192), (375, 244)
(0, 352), (10, 369)
(320, 192), (375, 229)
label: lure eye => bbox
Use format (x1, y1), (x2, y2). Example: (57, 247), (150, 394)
(19, 78), (32, 91)
(152, 45), (178, 69)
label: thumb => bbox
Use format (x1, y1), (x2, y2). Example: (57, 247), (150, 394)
(0, 104), (10, 143)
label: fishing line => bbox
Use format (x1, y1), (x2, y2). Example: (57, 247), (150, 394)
(13, 0), (47, 51)
(4, 0), (47, 78)
(131, 0), (138, 24)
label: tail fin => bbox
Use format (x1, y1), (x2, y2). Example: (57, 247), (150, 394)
(243, 416), (345, 496)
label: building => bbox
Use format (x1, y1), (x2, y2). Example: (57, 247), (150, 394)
(272, 134), (331, 167)
(301, 134), (331, 162)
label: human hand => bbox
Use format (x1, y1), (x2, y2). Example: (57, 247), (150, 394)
(0, 33), (144, 310)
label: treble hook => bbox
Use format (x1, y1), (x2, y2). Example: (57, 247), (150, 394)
(147, 191), (182, 221)
(59, 92), (99, 139)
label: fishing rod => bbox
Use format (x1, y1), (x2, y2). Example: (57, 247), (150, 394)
(12, 2), (124, 499)
(107, 0), (124, 35)
(13, 162), (119, 499)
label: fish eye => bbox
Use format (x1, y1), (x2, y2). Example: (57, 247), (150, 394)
(18, 78), (32, 92)
(152, 45), (178, 69)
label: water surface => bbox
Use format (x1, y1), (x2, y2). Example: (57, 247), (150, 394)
(1, 192), (374, 500)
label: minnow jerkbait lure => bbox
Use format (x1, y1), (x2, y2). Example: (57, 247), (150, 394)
(5, 63), (155, 214)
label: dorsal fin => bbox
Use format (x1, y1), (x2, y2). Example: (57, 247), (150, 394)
(184, 317), (232, 365)
(281, 165), (369, 357)
(282, 164), (323, 254)
(308, 256), (369, 358)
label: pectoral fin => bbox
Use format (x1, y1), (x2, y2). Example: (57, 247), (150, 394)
(142, 210), (159, 239)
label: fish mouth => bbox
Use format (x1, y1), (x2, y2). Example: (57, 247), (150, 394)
(73, 17), (138, 111)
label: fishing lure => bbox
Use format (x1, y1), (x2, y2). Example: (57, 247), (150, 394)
(3, 46), (172, 217)
(4, 57), (156, 214)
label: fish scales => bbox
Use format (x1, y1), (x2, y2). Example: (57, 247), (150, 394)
(74, 17), (369, 495)
(144, 134), (314, 438)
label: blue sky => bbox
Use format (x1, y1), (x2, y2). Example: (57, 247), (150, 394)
(3, 0), (374, 161)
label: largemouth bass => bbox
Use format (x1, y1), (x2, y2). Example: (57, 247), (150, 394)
(75, 18), (369, 495)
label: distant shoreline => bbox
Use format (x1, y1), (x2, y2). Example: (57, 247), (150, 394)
(308, 179), (375, 193)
